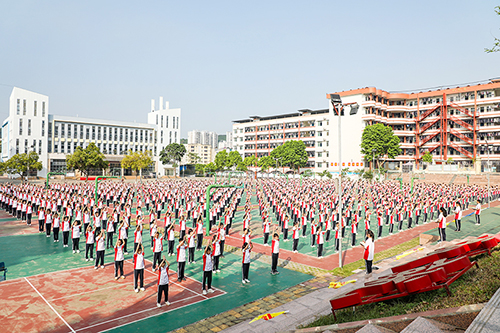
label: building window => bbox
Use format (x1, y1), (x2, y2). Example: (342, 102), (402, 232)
(67, 124), (71, 137)
(80, 126), (84, 139)
(114, 128), (118, 141)
(34, 101), (37, 116)
(19, 119), (22, 135)
(140, 130), (143, 142)
(41, 120), (45, 136)
(54, 144), (58, 153)
(23, 100), (26, 115)
(61, 124), (65, 137)
(124, 129), (127, 141)
(86, 128), (90, 139)
(67, 141), (71, 153)
(173, 117), (175, 129)
(119, 128), (122, 141)
(161, 115), (164, 127)
(61, 142), (65, 153)
(166, 116), (168, 128)
(24, 139), (28, 153)
(42, 102), (46, 117)
(92, 126), (96, 140)
(16, 139), (19, 154)
(175, 131), (177, 142)
(103, 128), (107, 141)
(54, 125), (59, 137)
(74, 125), (78, 138)
(16, 99), (20, 115)
(98, 127), (101, 140)
(39, 140), (42, 155)
(156, 115), (158, 125)
(28, 119), (31, 136)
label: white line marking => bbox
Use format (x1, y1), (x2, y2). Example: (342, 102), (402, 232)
(51, 285), (119, 301)
(81, 292), (225, 333)
(24, 277), (76, 333)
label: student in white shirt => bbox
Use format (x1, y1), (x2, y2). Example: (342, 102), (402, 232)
(133, 243), (145, 292)
(202, 245), (214, 295)
(157, 257), (170, 307)
(52, 213), (60, 242)
(62, 216), (71, 247)
(475, 199), (482, 225)
(152, 231), (164, 272)
(95, 231), (106, 269)
(71, 220), (81, 253)
(360, 230), (375, 274)
(242, 241), (253, 284)
(114, 239), (125, 279)
(85, 225), (95, 261)
(454, 202), (462, 232)
(176, 238), (187, 282)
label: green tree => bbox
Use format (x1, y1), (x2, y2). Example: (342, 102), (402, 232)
(214, 150), (228, 171)
(187, 152), (201, 164)
(243, 155), (258, 167)
(257, 155), (274, 172)
(122, 150), (154, 181)
(66, 143), (108, 180)
(446, 157), (454, 165)
(195, 163), (205, 175)
(227, 151), (243, 169)
(270, 140), (308, 173)
(5, 152), (43, 181)
(422, 151), (433, 164)
(236, 162), (247, 171)
(159, 143), (186, 175)
(360, 123), (401, 169)
(486, 6), (500, 53)
(317, 170), (333, 179)
(205, 162), (217, 174)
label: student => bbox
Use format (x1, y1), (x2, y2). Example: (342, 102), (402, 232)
(71, 220), (81, 253)
(134, 224), (143, 253)
(262, 217), (271, 246)
(212, 234), (222, 273)
(118, 221), (129, 255)
(177, 238), (187, 282)
(202, 245), (214, 295)
(150, 221), (158, 249)
(167, 224), (175, 256)
(360, 230), (375, 274)
(62, 216), (70, 247)
(133, 243), (145, 292)
(45, 211), (52, 237)
(317, 225), (326, 258)
(114, 239), (125, 279)
(292, 222), (301, 253)
(436, 207), (448, 242)
(187, 229), (196, 264)
(152, 231), (164, 272)
(106, 215), (115, 249)
(95, 231), (106, 269)
(27, 202), (33, 226)
(455, 202), (462, 232)
(196, 217), (204, 251)
(157, 256), (171, 307)
(475, 199), (482, 225)
(242, 241), (253, 283)
(271, 228), (280, 275)
(53, 213), (60, 243)
(351, 216), (358, 246)
(334, 222), (341, 252)
(310, 220), (317, 247)
(218, 222), (226, 257)
(85, 225), (95, 262)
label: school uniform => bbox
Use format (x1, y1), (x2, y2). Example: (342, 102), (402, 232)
(438, 213), (447, 242)
(363, 238), (374, 274)
(85, 230), (95, 260)
(202, 252), (213, 292)
(72, 224), (81, 252)
(317, 231), (326, 257)
(213, 240), (221, 272)
(114, 243), (125, 278)
(133, 251), (145, 290)
(167, 227), (175, 255)
(454, 206), (462, 231)
(106, 219), (115, 248)
(177, 244), (187, 281)
(475, 203), (481, 225)
(95, 235), (106, 267)
(242, 246), (251, 282)
(52, 216), (60, 242)
(263, 221), (271, 245)
(271, 237), (279, 274)
(157, 265), (170, 305)
(196, 222), (204, 250)
(188, 234), (196, 263)
(62, 219), (70, 246)
(292, 226), (300, 252)
(152, 236), (164, 270)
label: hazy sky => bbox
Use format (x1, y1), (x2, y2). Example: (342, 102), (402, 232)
(1, 1), (499, 138)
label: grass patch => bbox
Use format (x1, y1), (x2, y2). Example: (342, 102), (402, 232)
(330, 237), (420, 277)
(305, 248), (500, 328)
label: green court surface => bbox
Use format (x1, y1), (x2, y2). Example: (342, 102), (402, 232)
(0, 231), (312, 332)
(424, 205), (500, 241)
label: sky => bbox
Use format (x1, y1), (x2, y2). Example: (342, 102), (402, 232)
(1, 0), (499, 138)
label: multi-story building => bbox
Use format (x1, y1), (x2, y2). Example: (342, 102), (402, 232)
(181, 143), (215, 165)
(188, 130), (218, 149)
(232, 109), (332, 171)
(233, 78), (500, 173)
(2, 87), (181, 177)
(328, 78), (500, 171)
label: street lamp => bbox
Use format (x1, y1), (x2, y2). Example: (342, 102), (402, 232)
(485, 140), (492, 208)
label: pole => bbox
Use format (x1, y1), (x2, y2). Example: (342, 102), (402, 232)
(337, 104), (343, 268)
(488, 148), (491, 209)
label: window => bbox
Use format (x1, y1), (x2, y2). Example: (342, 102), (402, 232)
(16, 99), (20, 115)
(54, 144), (58, 153)
(67, 124), (71, 137)
(161, 115), (163, 127)
(124, 129), (127, 141)
(169, 131), (172, 144)
(39, 140), (42, 155)
(92, 126), (96, 140)
(34, 101), (37, 116)
(67, 141), (71, 153)
(80, 126), (84, 139)
(175, 131), (177, 142)
(166, 116), (168, 128)
(23, 99), (26, 115)
(61, 142), (65, 153)
(74, 125), (77, 138)
(61, 124), (65, 137)
(19, 119), (22, 135)
(24, 139), (28, 153)
(16, 139), (19, 154)
(173, 117), (175, 129)
(41, 120), (45, 136)
(119, 128), (122, 141)
(86, 128), (90, 139)
(28, 119), (31, 135)
(156, 115), (158, 125)
(98, 127), (101, 140)
(42, 102), (46, 117)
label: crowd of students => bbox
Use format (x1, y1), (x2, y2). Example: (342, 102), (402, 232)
(1, 177), (497, 300)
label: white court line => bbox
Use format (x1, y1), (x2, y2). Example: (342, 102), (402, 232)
(51, 285), (119, 301)
(91, 292), (225, 333)
(24, 277), (76, 333)
(4, 263), (107, 284)
(124, 259), (211, 299)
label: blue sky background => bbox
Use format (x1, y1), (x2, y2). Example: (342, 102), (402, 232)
(1, 1), (499, 137)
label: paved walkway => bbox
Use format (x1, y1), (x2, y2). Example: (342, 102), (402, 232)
(465, 286), (500, 333)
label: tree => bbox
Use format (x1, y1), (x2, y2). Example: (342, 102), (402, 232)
(317, 170), (333, 179)
(270, 140), (308, 173)
(227, 151), (243, 169)
(236, 162), (247, 172)
(243, 155), (258, 168)
(205, 162), (217, 174)
(5, 152), (43, 180)
(360, 123), (401, 168)
(66, 143), (108, 180)
(187, 152), (201, 164)
(446, 157), (454, 165)
(121, 150), (154, 181)
(485, 6), (500, 53)
(214, 150), (228, 171)
(258, 156), (274, 172)
(422, 151), (433, 164)
(159, 143), (186, 175)
(195, 163), (205, 175)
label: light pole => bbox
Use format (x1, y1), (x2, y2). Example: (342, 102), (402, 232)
(485, 140), (492, 208)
